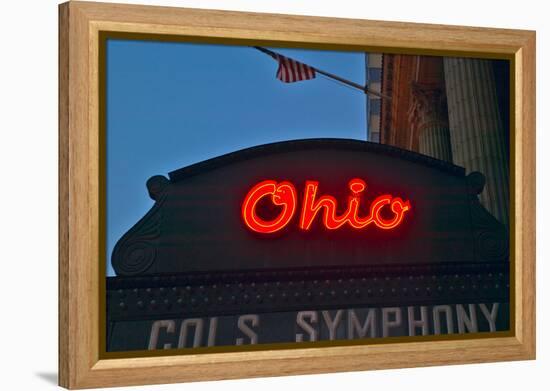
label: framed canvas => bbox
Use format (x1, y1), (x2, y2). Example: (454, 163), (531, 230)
(58, 1), (536, 389)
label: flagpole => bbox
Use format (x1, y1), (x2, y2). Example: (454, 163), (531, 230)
(254, 46), (391, 101)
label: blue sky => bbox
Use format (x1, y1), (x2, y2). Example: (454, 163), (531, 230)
(106, 39), (368, 276)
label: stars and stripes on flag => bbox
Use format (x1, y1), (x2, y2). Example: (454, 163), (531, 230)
(273, 53), (316, 83)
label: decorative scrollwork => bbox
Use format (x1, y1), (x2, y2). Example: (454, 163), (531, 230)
(475, 229), (508, 262)
(111, 176), (169, 276)
(113, 240), (157, 275)
(466, 172), (509, 263)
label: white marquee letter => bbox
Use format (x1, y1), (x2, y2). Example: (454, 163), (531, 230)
(479, 303), (499, 332)
(296, 311), (318, 342)
(236, 314), (259, 345)
(433, 305), (454, 335)
(408, 306), (429, 336)
(347, 309), (377, 339)
(148, 320), (175, 350)
(382, 307), (402, 337)
(322, 310), (343, 341)
(178, 318), (204, 348)
(456, 304), (478, 333)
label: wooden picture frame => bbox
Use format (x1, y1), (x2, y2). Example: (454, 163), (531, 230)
(59, 1), (535, 388)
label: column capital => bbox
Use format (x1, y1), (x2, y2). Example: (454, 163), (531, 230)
(409, 82), (448, 129)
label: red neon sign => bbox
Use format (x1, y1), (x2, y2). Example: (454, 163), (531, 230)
(242, 178), (411, 234)
(241, 180), (298, 234)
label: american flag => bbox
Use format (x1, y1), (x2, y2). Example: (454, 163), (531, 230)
(274, 53), (316, 83)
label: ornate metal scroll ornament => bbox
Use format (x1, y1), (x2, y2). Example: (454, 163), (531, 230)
(111, 175), (169, 276)
(466, 172), (509, 262)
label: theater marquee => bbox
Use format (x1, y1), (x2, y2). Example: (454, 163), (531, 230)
(107, 139), (509, 352)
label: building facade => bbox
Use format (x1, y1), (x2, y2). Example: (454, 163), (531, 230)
(366, 53), (383, 143)
(370, 54), (510, 226)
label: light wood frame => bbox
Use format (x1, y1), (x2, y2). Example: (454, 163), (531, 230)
(59, 1), (536, 388)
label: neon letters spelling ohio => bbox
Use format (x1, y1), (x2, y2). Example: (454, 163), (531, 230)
(241, 178), (411, 234)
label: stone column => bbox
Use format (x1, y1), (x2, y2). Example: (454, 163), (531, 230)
(443, 58), (509, 225)
(410, 83), (453, 162)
